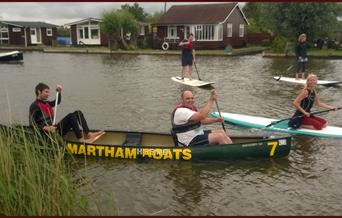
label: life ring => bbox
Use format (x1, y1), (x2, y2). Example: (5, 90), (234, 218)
(162, 42), (169, 50)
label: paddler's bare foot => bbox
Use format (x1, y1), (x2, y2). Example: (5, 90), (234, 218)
(80, 131), (105, 144)
(86, 130), (105, 139)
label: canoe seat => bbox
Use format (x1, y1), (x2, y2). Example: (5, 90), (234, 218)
(122, 132), (142, 146)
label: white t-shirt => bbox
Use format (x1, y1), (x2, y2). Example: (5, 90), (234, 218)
(173, 108), (204, 146)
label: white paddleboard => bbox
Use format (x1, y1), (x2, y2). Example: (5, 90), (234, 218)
(171, 76), (215, 87)
(273, 76), (342, 86)
(211, 111), (342, 138)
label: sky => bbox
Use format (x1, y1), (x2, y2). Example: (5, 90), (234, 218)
(0, 2), (239, 26)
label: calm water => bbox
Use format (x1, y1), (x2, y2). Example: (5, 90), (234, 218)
(1, 51), (342, 215)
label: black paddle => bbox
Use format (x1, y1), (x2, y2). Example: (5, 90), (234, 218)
(193, 62), (226, 132)
(193, 62), (202, 81)
(265, 107), (342, 128)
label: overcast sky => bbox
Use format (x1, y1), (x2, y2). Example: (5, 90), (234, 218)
(0, 2), (241, 26)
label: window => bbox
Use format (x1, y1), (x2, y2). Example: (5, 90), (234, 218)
(227, 23), (233, 37)
(217, 24), (223, 41)
(0, 27), (9, 45)
(12, 28), (21, 32)
(91, 29), (99, 39)
(194, 25), (216, 41)
(140, 26), (145, 36)
(167, 26), (177, 39)
(78, 29), (83, 39)
(46, 28), (53, 36)
(239, 24), (244, 37)
(84, 27), (89, 39)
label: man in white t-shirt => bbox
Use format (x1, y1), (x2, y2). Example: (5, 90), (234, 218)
(171, 90), (232, 146)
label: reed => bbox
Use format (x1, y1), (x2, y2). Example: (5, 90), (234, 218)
(0, 125), (89, 215)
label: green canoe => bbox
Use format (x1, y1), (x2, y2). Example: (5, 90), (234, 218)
(64, 130), (292, 160)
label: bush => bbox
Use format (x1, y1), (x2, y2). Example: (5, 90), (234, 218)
(269, 36), (288, 53)
(261, 39), (271, 47)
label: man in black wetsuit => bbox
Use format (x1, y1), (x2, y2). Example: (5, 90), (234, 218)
(29, 82), (104, 143)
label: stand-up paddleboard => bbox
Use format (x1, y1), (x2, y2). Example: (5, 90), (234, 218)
(171, 76), (215, 87)
(211, 112), (342, 138)
(273, 76), (342, 86)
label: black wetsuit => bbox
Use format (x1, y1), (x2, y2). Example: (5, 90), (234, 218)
(288, 89), (315, 129)
(29, 94), (90, 139)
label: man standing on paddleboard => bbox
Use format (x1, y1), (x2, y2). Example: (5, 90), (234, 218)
(179, 33), (196, 80)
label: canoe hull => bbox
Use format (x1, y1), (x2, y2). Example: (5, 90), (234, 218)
(0, 125), (292, 160)
(0, 51), (23, 62)
(64, 130), (292, 160)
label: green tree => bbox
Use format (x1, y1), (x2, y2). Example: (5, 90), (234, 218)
(271, 3), (340, 41)
(57, 26), (70, 37)
(145, 11), (164, 23)
(121, 2), (147, 22)
(101, 10), (138, 49)
(243, 2), (340, 42)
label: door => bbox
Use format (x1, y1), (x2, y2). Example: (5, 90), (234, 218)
(30, 28), (37, 44)
(30, 28), (41, 44)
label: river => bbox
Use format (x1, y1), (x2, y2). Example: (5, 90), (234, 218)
(1, 51), (342, 215)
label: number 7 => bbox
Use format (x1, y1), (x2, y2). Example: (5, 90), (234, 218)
(267, 141), (278, 157)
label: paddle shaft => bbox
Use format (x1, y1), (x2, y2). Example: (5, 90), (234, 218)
(266, 107), (342, 127)
(214, 99), (226, 132)
(193, 62), (202, 81)
(53, 92), (59, 125)
(193, 61), (226, 132)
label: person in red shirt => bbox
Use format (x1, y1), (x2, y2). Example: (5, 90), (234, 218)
(29, 82), (104, 143)
(179, 33), (196, 80)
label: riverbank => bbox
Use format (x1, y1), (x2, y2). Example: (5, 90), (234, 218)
(263, 48), (342, 59)
(0, 45), (265, 56)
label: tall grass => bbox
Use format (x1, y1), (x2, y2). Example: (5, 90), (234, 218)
(0, 125), (89, 215)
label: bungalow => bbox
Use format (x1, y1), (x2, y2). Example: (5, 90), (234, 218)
(66, 17), (150, 47)
(0, 20), (58, 46)
(152, 2), (249, 50)
(66, 18), (106, 46)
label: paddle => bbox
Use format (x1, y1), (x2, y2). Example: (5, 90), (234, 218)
(193, 62), (202, 81)
(193, 62), (226, 132)
(52, 91), (59, 125)
(275, 65), (294, 81)
(265, 107), (342, 128)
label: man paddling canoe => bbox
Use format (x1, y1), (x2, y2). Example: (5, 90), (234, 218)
(171, 90), (232, 146)
(29, 82), (104, 143)
(288, 74), (338, 130)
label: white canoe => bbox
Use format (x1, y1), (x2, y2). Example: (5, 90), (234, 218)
(211, 112), (342, 138)
(273, 76), (342, 86)
(171, 76), (215, 87)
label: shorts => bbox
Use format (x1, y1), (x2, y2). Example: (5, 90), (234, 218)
(182, 53), (193, 66)
(188, 130), (211, 146)
(302, 115), (327, 130)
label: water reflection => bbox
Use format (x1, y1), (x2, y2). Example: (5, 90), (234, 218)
(1, 52), (342, 215)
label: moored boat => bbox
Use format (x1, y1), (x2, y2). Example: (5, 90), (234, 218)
(0, 51), (23, 62)
(63, 130), (292, 160)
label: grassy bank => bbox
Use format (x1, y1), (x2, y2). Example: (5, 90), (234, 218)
(0, 125), (88, 215)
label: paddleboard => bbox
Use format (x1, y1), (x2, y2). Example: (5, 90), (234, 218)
(211, 112), (342, 138)
(273, 76), (342, 86)
(171, 76), (215, 87)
